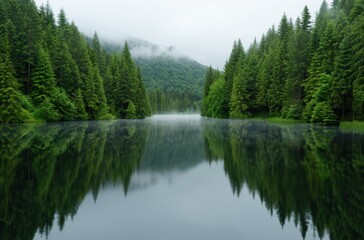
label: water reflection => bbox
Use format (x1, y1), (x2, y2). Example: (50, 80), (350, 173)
(203, 119), (364, 239)
(0, 116), (363, 240)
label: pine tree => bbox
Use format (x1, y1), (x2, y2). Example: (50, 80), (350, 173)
(135, 66), (151, 118)
(89, 48), (109, 118)
(125, 101), (137, 119)
(74, 88), (88, 120)
(203, 66), (215, 97)
(31, 47), (61, 121)
(350, 0), (364, 120)
(229, 55), (249, 118)
(221, 40), (245, 118)
(309, 74), (338, 125)
(256, 28), (278, 116)
(244, 42), (259, 114)
(31, 48), (58, 105)
(284, 10), (312, 119)
(92, 32), (107, 78)
(0, 35), (33, 123)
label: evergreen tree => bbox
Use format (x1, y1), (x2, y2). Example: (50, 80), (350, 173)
(203, 66), (215, 97)
(256, 27), (278, 116)
(350, 0), (364, 120)
(135, 66), (151, 118)
(221, 40), (244, 118)
(92, 32), (107, 78)
(31, 47), (60, 121)
(229, 55), (249, 118)
(205, 76), (226, 118)
(0, 35), (33, 123)
(283, 10), (311, 119)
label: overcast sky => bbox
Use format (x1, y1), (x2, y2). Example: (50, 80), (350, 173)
(34, 0), (328, 68)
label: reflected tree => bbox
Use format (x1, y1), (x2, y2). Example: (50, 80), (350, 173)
(0, 120), (147, 240)
(203, 120), (364, 239)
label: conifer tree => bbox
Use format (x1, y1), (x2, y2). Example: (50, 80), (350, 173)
(135, 66), (151, 118)
(222, 40), (244, 118)
(350, 0), (364, 120)
(283, 9), (312, 119)
(229, 55), (249, 118)
(92, 32), (107, 78)
(31, 47), (60, 121)
(0, 35), (33, 123)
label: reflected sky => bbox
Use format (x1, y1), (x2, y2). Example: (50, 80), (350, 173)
(1, 115), (362, 240)
(35, 162), (322, 240)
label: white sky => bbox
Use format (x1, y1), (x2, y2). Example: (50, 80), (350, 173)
(34, 0), (328, 69)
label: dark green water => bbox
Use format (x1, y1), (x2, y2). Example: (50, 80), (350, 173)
(0, 115), (363, 240)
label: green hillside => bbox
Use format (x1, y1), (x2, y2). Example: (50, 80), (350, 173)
(135, 56), (206, 113)
(103, 39), (207, 113)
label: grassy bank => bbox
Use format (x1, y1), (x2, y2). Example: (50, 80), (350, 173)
(252, 117), (303, 124)
(340, 121), (364, 133)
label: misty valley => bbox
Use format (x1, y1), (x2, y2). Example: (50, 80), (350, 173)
(0, 115), (363, 240)
(1, 0), (364, 240)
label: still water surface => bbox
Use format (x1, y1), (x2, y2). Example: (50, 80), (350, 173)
(0, 115), (363, 240)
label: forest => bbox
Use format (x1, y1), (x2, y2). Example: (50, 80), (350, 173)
(103, 40), (206, 113)
(202, 0), (364, 125)
(0, 0), (151, 123)
(137, 56), (205, 113)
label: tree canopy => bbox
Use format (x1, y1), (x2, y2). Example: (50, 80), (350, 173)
(0, 0), (151, 123)
(202, 0), (363, 125)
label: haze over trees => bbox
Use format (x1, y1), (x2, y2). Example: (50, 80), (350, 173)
(0, 0), (151, 123)
(103, 40), (206, 113)
(202, 0), (364, 125)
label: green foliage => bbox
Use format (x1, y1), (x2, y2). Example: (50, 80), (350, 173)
(340, 121), (364, 132)
(33, 98), (60, 122)
(135, 55), (206, 113)
(104, 42), (151, 119)
(0, 35), (33, 123)
(204, 76), (226, 118)
(229, 56), (249, 118)
(0, 0), (150, 123)
(311, 101), (338, 124)
(125, 101), (137, 119)
(202, 1), (364, 125)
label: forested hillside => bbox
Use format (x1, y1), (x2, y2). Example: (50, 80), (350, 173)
(0, 0), (151, 123)
(136, 57), (206, 113)
(103, 39), (206, 113)
(202, 0), (364, 125)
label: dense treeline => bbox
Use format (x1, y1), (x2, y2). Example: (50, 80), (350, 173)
(136, 56), (206, 113)
(202, 0), (364, 124)
(0, 0), (151, 123)
(99, 40), (206, 113)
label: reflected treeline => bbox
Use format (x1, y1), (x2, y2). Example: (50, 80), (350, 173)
(140, 117), (204, 173)
(203, 119), (364, 240)
(0, 121), (148, 240)
(1, 118), (363, 240)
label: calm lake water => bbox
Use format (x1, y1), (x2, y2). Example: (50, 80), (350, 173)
(0, 115), (363, 240)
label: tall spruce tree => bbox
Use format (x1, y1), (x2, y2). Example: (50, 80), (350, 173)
(31, 47), (60, 121)
(221, 40), (244, 118)
(0, 34), (33, 123)
(229, 55), (249, 118)
(350, 0), (364, 120)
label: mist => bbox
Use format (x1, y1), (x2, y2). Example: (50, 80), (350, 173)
(34, 0), (328, 68)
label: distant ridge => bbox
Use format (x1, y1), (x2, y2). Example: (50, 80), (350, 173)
(101, 38), (207, 112)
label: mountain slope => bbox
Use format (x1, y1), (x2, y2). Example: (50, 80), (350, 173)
(103, 39), (207, 112)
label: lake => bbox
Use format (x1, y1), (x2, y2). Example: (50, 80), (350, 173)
(0, 115), (363, 240)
